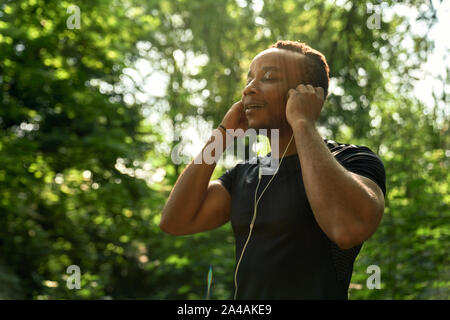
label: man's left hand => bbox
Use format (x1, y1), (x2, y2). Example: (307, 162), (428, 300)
(286, 84), (325, 127)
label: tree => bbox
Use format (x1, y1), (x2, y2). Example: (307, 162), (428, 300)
(0, 0), (447, 299)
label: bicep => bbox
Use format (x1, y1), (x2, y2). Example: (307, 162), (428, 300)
(350, 172), (385, 228)
(184, 180), (231, 235)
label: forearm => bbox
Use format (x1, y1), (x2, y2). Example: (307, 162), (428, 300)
(160, 128), (229, 231)
(291, 120), (378, 248)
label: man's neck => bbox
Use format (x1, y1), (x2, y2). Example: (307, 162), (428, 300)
(268, 129), (298, 159)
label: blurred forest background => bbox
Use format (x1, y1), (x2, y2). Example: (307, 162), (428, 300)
(0, 0), (448, 299)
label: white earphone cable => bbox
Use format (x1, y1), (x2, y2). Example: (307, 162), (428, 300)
(233, 133), (295, 300)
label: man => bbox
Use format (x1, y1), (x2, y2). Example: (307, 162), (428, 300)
(160, 40), (386, 299)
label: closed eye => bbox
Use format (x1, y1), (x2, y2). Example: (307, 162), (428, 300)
(246, 72), (278, 85)
(263, 71), (277, 80)
(246, 77), (278, 84)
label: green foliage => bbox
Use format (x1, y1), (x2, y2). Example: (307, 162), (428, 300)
(0, 0), (448, 299)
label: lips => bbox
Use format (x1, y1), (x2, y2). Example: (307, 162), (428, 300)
(244, 102), (265, 111)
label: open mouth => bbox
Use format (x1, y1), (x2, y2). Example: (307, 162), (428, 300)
(245, 104), (264, 112)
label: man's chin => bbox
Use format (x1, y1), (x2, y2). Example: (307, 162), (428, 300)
(247, 120), (271, 132)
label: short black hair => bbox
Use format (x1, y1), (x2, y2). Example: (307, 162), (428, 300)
(270, 40), (330, 98)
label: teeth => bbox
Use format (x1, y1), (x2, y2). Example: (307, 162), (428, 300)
(246, 105), (262, 110)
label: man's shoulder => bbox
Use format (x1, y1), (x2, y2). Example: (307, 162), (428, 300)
(323, 138), (358, 152)
(323, 139), (378, 158)
(323, 139), (386, 196)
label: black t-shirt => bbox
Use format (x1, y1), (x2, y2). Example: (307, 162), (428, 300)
(218, 139), (386, 300)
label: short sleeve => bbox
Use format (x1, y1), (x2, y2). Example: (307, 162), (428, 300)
(217, 166), (236, 195)
(329, 143), (386, 197)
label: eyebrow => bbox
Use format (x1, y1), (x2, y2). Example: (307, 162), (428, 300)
(247, 66), (280, 78)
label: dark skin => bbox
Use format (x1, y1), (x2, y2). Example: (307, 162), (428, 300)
(161, 48), (385, 249)
(221, 48), (303, 156)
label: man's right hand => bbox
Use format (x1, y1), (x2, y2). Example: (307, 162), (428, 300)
(220, 101), (248, 136)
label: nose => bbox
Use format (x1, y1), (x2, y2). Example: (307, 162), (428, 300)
(242, 79), (259, 96)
